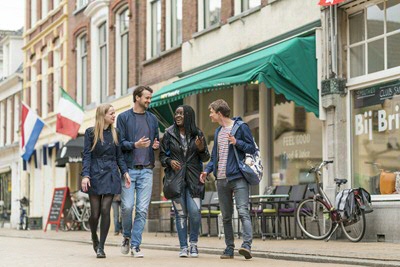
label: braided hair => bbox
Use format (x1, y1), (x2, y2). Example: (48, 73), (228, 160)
(174, 105), (199, 138)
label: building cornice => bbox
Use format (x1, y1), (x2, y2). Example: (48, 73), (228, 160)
(22, 14), (68, 50)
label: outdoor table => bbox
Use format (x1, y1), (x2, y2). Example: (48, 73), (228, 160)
(249, 194), (289, 239)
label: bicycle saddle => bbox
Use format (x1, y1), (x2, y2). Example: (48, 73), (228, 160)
(334, 178), (348, 185)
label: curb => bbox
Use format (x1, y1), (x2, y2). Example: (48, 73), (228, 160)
(1, 233), (399, 266)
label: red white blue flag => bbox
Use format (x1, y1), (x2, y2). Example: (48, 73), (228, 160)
(318, 0), (346, 6)
(21, 103), (45, 161)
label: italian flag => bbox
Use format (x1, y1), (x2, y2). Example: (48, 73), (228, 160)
(56, 88), (84, 138)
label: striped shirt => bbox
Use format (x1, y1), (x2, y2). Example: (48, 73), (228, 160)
(217, 125), (232, 179)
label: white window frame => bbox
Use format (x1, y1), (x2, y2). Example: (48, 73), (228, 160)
(31, 64), (38, 112)
(76, 0), (89, 10)
(0, 101), (4, 147)
(234, 0), (261, 15)
(198, 0), (221, 31)
(76, 34), (87, 107)
(166, 0), (182, 50)
(99, 22), (108, 103)
(31, 0), (37, 28)
(42, 0), (48, 19)
(115, 7), (129, 97)
(53, 0), (61, 10)
(6, 97), (12, 145)
(13, 94), (19, 144)
(41, 52), (48, 117)
(53, 39), (61, 109)
(346, 1), (400, 85)
(148, 0), (162, 58)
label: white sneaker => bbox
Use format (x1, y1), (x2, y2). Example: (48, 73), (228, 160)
(179, 247), (189, 258)
(121, 237), (130, 255)
(190, 244), (198, 258)
(131, 246), (144, 258)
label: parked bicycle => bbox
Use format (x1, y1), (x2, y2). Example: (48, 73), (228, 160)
(295, 160), (372, 242)
(61, 191), (90, 231)
(17, 197), (29, 230)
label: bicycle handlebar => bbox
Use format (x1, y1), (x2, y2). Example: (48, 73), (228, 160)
(308, 160), (334, 173)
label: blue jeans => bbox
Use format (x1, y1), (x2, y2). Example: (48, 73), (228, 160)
(172, 187), (201, 249)
(121, 168), (153, 247)
(217, 178), (252, 249)
(112, 201), (121, 233)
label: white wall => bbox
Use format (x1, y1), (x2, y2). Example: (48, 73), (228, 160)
(182, 0), (320, 71)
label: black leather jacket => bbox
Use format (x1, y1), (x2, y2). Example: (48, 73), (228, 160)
(160, 125), (210, 199)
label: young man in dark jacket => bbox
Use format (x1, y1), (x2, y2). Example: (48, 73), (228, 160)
(117, 85), (159, 258)
(200, 99), (256, 260)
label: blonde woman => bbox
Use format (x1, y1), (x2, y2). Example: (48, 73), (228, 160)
(81, 104), (131, 258)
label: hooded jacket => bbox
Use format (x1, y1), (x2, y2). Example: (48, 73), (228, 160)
(160, 125), (210, 199)
(205, 117), (256, 181)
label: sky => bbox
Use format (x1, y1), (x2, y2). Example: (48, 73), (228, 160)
(0, 1), (25, 31)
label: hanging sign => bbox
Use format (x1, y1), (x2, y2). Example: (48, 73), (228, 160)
(318, 0), (346, 6)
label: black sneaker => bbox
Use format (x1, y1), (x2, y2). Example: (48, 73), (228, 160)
(121, 237), (130, 255)
(238, 245), (252, 259)
(220, 247), (234, 259)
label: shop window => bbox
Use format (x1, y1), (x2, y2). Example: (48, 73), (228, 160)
(244, 84), (259, 114)
(351, 80), (400, 195)
(272, 91), (322, 186)
(348, 0), (400, 78)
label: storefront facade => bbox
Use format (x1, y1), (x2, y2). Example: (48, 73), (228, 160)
(321, 0), (400, 242)
(150, 0), (324, 195)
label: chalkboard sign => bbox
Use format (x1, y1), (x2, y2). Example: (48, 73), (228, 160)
(44, 187), (69, 232)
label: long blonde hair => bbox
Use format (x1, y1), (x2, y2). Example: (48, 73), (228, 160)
(91, 104), (119, 151)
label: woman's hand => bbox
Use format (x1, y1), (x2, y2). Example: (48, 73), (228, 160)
(195, 136), (205, 151)
(124, 172), (131, 189)
(199, 172), (207, 184)
(170, 160), (181, 171)
(81, 177), (91, 192)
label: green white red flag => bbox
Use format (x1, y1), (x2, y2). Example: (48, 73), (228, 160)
(318, 0), (345, 6)
(56, 88), (84, 138)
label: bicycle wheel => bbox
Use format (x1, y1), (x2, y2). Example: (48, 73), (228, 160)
(296, 198), (334, 240)
(60, 208), (74, 231)
(82, 208), (91, 232)
(340, 205), (366, 242)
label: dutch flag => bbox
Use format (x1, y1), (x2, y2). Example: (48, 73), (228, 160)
(21, 103), (45, 161)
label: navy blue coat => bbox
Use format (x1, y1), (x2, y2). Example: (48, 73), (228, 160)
(81, 127), (128, 195)
(205, 117), (256, 181)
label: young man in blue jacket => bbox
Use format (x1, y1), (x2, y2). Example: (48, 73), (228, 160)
(117, 85), (159, 258)
(200, 99), (256, 260)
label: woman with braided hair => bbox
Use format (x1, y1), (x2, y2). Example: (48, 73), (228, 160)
(160, 105), (210, 258)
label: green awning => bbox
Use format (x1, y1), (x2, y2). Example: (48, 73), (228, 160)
(150, 35), (318, 121)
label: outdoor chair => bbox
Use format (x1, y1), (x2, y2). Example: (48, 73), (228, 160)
(200, 191), (220, 236)
(259, 185), (291, 240)
(278, 184), (308, 239)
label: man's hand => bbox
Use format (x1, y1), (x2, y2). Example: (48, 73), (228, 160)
(135, 136), (151, 148)
(152, 138), (160, 150)
(228, 134), (237, 145)
(124, 172), (131, 189)
(170, 160), (181, 171)
(199, 172), (208, 184)
(195, 136), (205, 151)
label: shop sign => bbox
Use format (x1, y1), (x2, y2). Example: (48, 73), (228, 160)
(318, 0), (346, 6)
(354, 81), (400, 140)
